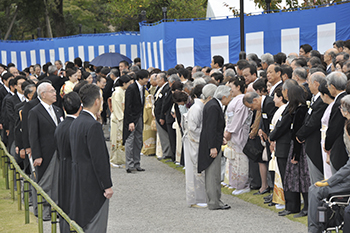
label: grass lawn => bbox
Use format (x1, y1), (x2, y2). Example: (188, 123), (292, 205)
(160, 158), (308, 226)
(0, 168), (38, 233)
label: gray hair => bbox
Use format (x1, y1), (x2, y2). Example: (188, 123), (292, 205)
(37, 82), (52, 98)
(326, 71), (347, 91)
(168, 74), (181, 83)
(310, 72), (326, 84)
(201, 84), (217, 100)
(213, 85), (231, 100)
(193, 65), (202, 72)
(341, 95), (350, 112)
(282, 79), (298, 91)
(24, 84), (36, 99)
(225, 68), (236, 79)
(184, 81), (194, 92)
(243, 91), (259, 104)
(47, 65), (57, 75)
(193, 71), (205, 79)
(55, 60), (62, 65)
(110, 68), (119, 77)
(193, 77), (206, 86)
(293, 67), (307, 80)
(130, 65), (140, 72)
(286, 55), (296, 65)
(261, 53), (274, 65)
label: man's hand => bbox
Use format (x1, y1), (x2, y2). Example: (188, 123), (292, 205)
(224, 131), (231, 141)
(16, 147), (19, 154)
(104, 187), (114, 199)
(291, 157), (298, 165)
(129, 123), (135, 132)
(210, 148), (218, 158)
(159, 119), (165, 125)
(6, 130), (9, 136)
(0, 124), (3, 130)
(33, 158), (43, 167)
(296, 137), (304, 144)
(315, 180), (329, 187)
(25, 148), (31, 156)
(20, 149), (26, 159)
(270, 141), (275, 153)
(326, 153), (330, 165)
(258, 129), (267, 141)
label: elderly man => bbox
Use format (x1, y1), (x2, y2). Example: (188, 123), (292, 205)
(44, 65), (66, 108)
(296, 72), (328, 184)
(198, 85), (232, 210)
(324, 48), (338, 74)
(266, 64), (283, 97)
(242, 64), (258, 91)
(292, 67), (312, 100)
(261, 53), (274, 71)
(8, 66), (20, 77)
(29, 82), (64, 220)
(325, 71), (348, 174)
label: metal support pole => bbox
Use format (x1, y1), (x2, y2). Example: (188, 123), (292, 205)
(239, 0), (245, 52)
(5, 156), (9, 189)
(16, 171), (21, 210)
(37, 27), (42, 38)
(51, 208), (57, 233)
(78, 24), (82, 34)
(38, 194), (44, 233)
(162, 7), (167, 21)
(10, 163), (14, 200)
(24, 180), (30, 224)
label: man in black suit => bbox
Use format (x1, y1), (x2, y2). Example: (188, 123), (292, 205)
(123, 69), (149, 173)
(296, 72), (328, 183)
(153, 72), (172, 159)
(0, 73), (15, 145)
(198, 85), (232, 210)
(243, 91), (278, 195)
(6, 76), (27, 153)
(267, 64), (283, 97)
(44, 65), (66, 108)
(70, 84), (113, 232)
(29, 82), (64, 220)
(54, 92), (81, 233)
(159, 73), (181, 162)
(325, 71), (348, 174)
(1, 78), (16, 147)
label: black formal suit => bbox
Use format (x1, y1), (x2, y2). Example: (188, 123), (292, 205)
(6, 93), (21, 148)
(198, 98), (225, 173)
(13, 101), (26, 168)
(269, 82), (283, 97)
(161, 86), (176, 160)
(38, 72), (48, 81)
(261, 95), (278, 137)
(44, 74), (66, 108)
(1, 93), (13, 146)
(325, 91), (348, 171)
(54, 116), (75, 232)
(21, 98), (40, 151)
(0, 85), (8, 115)
(154, 83), (170, 131)
(69, 111), (112, 228)
(102, 75), (114, 124)
(28, 102), (63, 181)
(122, 81), (145, 144)
(296, 96), (327, 174)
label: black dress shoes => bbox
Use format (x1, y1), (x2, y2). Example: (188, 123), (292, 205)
(264, 194), (273, 200)
(126, 168), (132, 173)
(293, 210), (308, 218)
(215, 204), (231, 210)
(268, 202), (276, 207)
(136, 167), (145, 172)
(253, 187), (270, 195)
(278, 210), (294, 216)
(264, 196), (272, 204)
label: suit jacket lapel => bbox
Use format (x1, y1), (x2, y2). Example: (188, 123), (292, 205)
(38, 103), (57, 127)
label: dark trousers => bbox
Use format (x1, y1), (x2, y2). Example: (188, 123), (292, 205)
(166, 123), (176, 161)
(248, 159), (261, 189)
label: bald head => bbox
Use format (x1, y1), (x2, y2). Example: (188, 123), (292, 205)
(324, 48), (339, 65)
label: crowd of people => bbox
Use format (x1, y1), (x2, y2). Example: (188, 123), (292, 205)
(2, 38), (350, 232)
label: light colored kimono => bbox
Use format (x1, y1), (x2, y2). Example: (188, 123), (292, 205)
(224, 94), (251, 190)
(182, 98), (206, 206)
(110, 86), (126, 165)
(321, 101), (334, 179)
(141, 90), (156, 155)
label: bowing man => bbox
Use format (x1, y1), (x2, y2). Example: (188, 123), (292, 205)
(69, 84), (113, 232)
(198, 85), (232, 210)
(123, 69), (149, 173)
(54, 92), (81, 233)
(28, 82), (64, 220)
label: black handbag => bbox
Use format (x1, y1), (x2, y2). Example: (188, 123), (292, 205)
(243, 137), (264, 162)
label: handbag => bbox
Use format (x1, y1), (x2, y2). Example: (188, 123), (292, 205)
(243, 137), (264, 162)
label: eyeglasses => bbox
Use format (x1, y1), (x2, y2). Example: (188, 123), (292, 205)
(339, 105), (347, 111)
(43, 90), (56, 94)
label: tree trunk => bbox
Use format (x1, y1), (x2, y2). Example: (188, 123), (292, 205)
(43, 0), (53, 38)
(4, 6), (18, 40)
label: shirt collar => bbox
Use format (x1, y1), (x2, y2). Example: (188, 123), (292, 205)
(335, 91), (346, 102)
(17, 92), (25, 102)
(66, 114), (77, 119)
(40, 99), (52, 112)
(136, 80), (143, 90)
(314, 92), (321, 101)
(261, 95), (266, 109)
(214, 97), (223, 111)
(269, 80), (282, 96)
(83, 109), (96, 120)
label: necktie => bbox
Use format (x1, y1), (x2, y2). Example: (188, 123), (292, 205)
(49, 106), (58, 126)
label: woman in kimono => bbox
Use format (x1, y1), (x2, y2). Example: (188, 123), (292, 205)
(60, 69), (78, 97)
(110, 75), (132, 167)
(319, 81), (334, 179)
(182, 83), (208, 208)
(224, 76), (252, 195)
